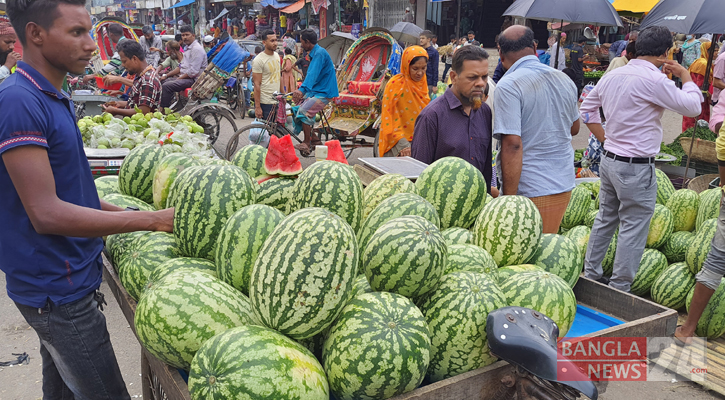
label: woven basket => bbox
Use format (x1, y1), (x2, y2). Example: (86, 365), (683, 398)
(680, 137), (718, 165)
(687, 173), (719, 193)
(190, 63), (231, 100)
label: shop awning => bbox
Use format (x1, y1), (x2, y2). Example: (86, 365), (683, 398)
(260, 0), (296, 9)
(212, 8), (229, 21)
(610, 0), (659, 14)
(280, 0), (309, 14)
(168, 10), (190, 23)
(170, 0), (195, 9)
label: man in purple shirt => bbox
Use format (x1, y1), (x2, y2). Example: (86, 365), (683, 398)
(411, 45), (493, 194)
(159, 25), (208, 108)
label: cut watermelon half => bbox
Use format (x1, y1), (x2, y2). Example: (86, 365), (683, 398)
(325, 140), (349, 165)
(265, 135), (303, 176)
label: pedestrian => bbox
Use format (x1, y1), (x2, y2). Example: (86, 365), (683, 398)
(548, 32), (567, 71)
(492, 34), (506, 84)
(604, 41), (636, 74)
(682, 34), (702, 70)
(0, 22), (20, 84)
(102, 41), (162, 117)
(83, 23), (127, 83)
(467, 30), (476, 45)
(569, 37), (587, 94)
(282, 32), (297, 54)
(140, 25), (163, 67)
(245, 15), (255, 36)
(156, 40), (183, 75)
(294, 49), (310, 79)
(411, 45), (495, 196)
(579, 26), (703, 292)
(203, 35), (214, 53)
(252, 30), (281, 121)
(159, 25), (207, 108)
(441, 34), (456, 82)
(495, 25), (580, 234)
(0, 0), (173, 398)
(379, 46), (430, 157)
(419, 30), (439, 96)
(711, 43), (725, 107)
(431, 35), (438, 49)
(682, 41), (716, 131)
(403, 7), (414, 23)
(609, 38), (627, 62)
(281, 48), (297, 93)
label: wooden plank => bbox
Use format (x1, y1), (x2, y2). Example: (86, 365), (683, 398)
(142, 347), (191, 400)
(102, 253), (138, 337)
(353, 163), (382, 187)
(390, 362), (514, 400)
(573, 277), (672, 322)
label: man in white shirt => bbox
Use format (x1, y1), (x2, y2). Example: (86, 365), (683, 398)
(548, 32), (567, 71)
(0, 23), (20, 84)
(252, 30), (281, 120)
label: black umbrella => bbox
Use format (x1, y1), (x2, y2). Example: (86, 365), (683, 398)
(639, 0), (725, 34)
(389, 22), (424, 46)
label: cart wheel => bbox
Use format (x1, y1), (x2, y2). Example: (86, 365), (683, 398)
(191, 107), (238, 155)
(372, 130), (380, 157)
(225, 123), (279, 160)
(226, 86), (238, 111)
(238, 86), (248, 120)
(171, 94), (188, 112)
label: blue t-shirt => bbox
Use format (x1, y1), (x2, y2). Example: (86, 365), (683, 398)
(0, 61), (104, 308)
(299, 44), (339, 99)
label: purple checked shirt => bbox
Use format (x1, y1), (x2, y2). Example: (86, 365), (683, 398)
(411, 89), (493, 191)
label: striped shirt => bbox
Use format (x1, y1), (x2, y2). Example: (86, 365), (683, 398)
(127, 67), (162, 111)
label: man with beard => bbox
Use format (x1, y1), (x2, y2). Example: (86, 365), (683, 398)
(139, 25), (162, 67)
(411, 45), (494, 194)
(0, 23), (20, 84)
(495, 25), (580, 234)
(102, 40), (161, 116)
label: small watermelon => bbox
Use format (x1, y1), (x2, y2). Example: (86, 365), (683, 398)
(661, 231), (694, 264)
(324, 139), (349, 164)
(362, 173), (417, 220)
(94, 175), (120, 199)
(350, 274), (373, 299)
(686, 218), (717, 274)
(152, 153), (200, 210)
(443, 244), (498, 276)
(256, 177), (296, 213)
(529, 234), (582, 288)
(495, 264), (542, 284)
(560, 185), (592, 229)
(696, 188), (721, 230)
(655, 169), (676, 205)
(145, 257), (216, 291)
(584, 209), (598, 228)
(117, 232), (178, 301)
(666, 189), (699, 232)
(231, 144), (268, 178)
(630, 249), (668, 296)
(265, 135), (302, 176)
(118, 144), (169, 204)
(686, 279), (725, 339)
(646, 204), (674, 249)
(441, 227), (474, 246)
(601, 230), (619, 277)
(651, 262), (695, 310)
(563, 225), (591, 267)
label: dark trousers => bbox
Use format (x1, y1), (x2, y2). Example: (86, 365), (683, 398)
(260, 103), (274, 120)
(15, 291), (130, 400)
(442, 64), (451, 82)
(160, 77), (195, 108)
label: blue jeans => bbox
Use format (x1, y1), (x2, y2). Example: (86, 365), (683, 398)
(14, 291), (130, 400)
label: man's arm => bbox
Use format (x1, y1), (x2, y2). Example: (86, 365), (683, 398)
(410, 113), (437, 165)
(656, 60), (704, 117)
(571, 118), (581, 136)
(101, 199), (125, 211)
(104, 75), (134, 87)
(715, 77), (725, 91)
(3, 146), (173, 237)
(580, 81), (604, 142)
(500, 135), (522, 196)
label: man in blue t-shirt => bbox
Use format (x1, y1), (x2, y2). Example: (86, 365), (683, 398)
(0, 1), (173, 398)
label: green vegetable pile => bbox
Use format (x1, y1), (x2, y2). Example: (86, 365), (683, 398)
(584, 71), (605, 79)
(659, 127), (718, 165)
(574, 149), (584, 162)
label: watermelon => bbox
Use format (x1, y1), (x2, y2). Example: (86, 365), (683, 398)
(357, 193), (440, 258)
(231, 144), (268, 178)
(420, 271), (506, 382)
(103, 193), (155, 211)
(441, 227), (474, 246)
(350, 274), (373, 299)
(256, 177), (296, 213)
(362, 173), (417, 220)
(473, 195), (543, 267)
(560, 185), (592, 229)
(324, 139), (349, 164)
(164, 165), (205, 210)
(630, 249), (668, 296)
(145, 257), (216, 291)
(686, 279), (725, 339)
(601, 230), (619, 277)
(363, 215), (446, 299)
(563, 225), (591, 267)
(173, 165), (257, 260)
(297, 334), (327, 362)
(495, 264), (542, 284)
(655, 169), (676, 205)
(214, 204), (285, 294)
(415, 157), (487, 230)
(188, 325), (329, 399)
(256, 174), (275, 183)
(288, 161), (363, 232)
(94, 175), (120, 199)
(322, 292), (430, 400)
(500, 271), (577, 337)
(666, 189), (699, 232)
(696, 188), (721, 231)
(651, 262), (695, 310)
(646, 204), (673, 249)
(686, 218), (718, 274)
(134, 270), (258, 370)
(250, 208), (358, 340)
(661, 231), (695, 264)
(529, 234), (582, 288)
(152, 153), (200, 209)
(265, 135), (302, 176)
(118, 144), (169, 204)
(106, 231), (149, 266)
(117, 232), (178, 301)
(584, 209), (598, 228)
(443, 244), (498, 276)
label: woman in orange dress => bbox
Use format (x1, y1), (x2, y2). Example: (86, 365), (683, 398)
(379, 46), (430, 157)
(280, 48), (298, 93)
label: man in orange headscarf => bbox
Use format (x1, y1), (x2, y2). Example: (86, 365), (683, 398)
(379, 46), (430, 157)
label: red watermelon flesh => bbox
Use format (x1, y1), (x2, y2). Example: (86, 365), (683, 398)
(325, 140), (348, 165)
(256, 174), (275, 183)
(265, 135), (303, 176)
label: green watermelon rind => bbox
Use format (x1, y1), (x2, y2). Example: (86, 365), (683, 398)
(362, 173), (417, 220)
(686, 279), (725, 339)
(231, 144), (268, 179)
(651, 262), (695, 310)
(118, 144), (169, 204)
(529, 234), (582, 288)
(629, 248), (668, 296)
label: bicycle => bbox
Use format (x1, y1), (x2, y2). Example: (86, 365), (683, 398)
(224, 61), (250, 119)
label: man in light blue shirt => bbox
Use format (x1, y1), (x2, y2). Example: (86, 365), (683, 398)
(494, 25), (581, 234)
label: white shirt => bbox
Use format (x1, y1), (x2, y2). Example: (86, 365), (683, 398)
(0, 66), (10, 82)
(548, 43), (566, 71)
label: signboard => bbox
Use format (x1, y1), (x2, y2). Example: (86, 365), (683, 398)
(121, 1), (136, 9)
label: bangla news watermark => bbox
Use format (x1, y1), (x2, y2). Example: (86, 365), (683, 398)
(556, 337), (709, 382)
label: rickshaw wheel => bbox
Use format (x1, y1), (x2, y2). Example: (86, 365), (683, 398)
(191, 106), (238, 155)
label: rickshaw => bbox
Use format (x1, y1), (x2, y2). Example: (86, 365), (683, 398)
(91, 18), (140, 64)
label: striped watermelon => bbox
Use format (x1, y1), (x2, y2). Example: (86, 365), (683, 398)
(145, 257), (216, 291)
(661, 231), (695, 264)
(420, 271), (506, 382)
(231, 144), (268, 179)
(666, 189), (699, 232)
(696, 188), (721, 231)
(117, 232), (178, 301)
(415, 157), (487, 230)
(646, 204), (674, 249)
(686, 279), (725, 339)
(164, 165), (205, 209)
(495, 264), (542, 285)
(560, 185), (592, 229)
(473, 195), (543, 267)
(288, 161), (363, 232)
(215, 205), (285, 294)
(363, 215), (446, 299)
(630, 249), (668, 296)
(594, 190), (600, 209)
(94, 175), (120, 199)
(655, 169), (675, 205)
(357, 193), (440, 258)
(322, 291), (430, 400)
(134, 270), (258, 370)
(686, 218), (718, 274)
(584, 209), (598, 228)
(106, 231), (149, 266)
(350, 274), (373, 299)
(200, 158), (232, 166)
(188, 325), (329, 399)
(651, 262), (695, 310)
(256, 177), (296, 213)
(500, 271), (577, 337)
(362, 173), (417, 220)
(529, 234), (582, 288)
(441, 227), (474, 246)
(250, 208), (358, 340)
(563, 225), (591, 267)
(602, 230), (619, 277)
(152, 153), (200, 209)
(103, 193), (155, 211)
(443, 244), (498, 276)
(173, 165), (257, 260)
(118, 144), (169, 204)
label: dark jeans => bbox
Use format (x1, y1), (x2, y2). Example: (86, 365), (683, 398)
(160, 77), (195, 108)
(442, 63), (451, 82)
(15, 291), (130, 400)
(259, 103), (274, 120)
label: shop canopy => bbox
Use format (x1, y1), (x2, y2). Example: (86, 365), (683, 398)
(260, 0), (297, 9)
(280, 0), (310, 14)
(170, 0), (195, 9)
(609, 0), (659, 16)
(212, 8), (229, 21)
